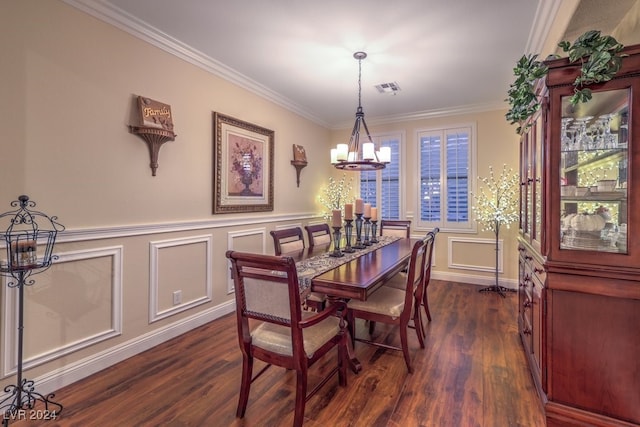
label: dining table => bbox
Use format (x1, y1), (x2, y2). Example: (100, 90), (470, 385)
(286, 235), (417, 372)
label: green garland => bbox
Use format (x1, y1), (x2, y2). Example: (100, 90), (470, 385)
(506, 30), (626, 135)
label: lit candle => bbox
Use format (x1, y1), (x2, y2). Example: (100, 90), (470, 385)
(345, 203), (354, 220)
(355, 198), (364, 214)
(371, 207), (378, 221)
(332, 209), (342, 228)
(379, 146), (391, 163)
(363, 142), (375, 160)
(336, 144), (348, 161)
(364, 203), (371, 218)
(330, 148), (338, 164)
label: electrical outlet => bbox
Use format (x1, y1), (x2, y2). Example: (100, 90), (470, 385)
(173, 290), (182, 305)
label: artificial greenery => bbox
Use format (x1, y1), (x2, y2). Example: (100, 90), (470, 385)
(506, 30), (626, 134)
(505, 54), (548, 135)
(558, 30), (626, 105)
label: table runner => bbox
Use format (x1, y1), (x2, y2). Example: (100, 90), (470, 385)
(296, 235), (400, 295)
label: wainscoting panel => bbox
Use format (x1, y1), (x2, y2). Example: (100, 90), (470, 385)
(2, 246), (123, 376)
(149, 235), (212, 323)
(226, 228), (267, 294)
(448, 237), (503, 273)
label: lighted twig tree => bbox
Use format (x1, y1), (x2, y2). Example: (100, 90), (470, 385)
(472, 165), (520, 297)
(317, 173), (355, 221)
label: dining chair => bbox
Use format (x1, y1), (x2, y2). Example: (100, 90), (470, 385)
(346, 237), (428, 373)
(384, 227), (439, 339)
(379, 219), (411, 238)
(271, 227), (326, 311)
(270, 227), (305, 255)
(226, 250), (348, 427)
(304, 223), (332, 247)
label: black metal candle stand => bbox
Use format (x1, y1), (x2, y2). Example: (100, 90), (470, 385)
(370, 220), (379, 243)
(329, 226), (344, 257)
(0, 196), (64, 426)
(343, 220), (355, 253)
(363, 217), (372, 246)
(353, 214), (365, 249)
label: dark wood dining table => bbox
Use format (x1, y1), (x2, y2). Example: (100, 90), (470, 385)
(288, 237), (417, 372)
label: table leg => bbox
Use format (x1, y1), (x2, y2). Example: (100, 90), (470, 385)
(330, 297), (362, 374)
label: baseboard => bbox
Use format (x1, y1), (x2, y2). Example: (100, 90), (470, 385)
(1, 300), (235, 400)
(431, 270), (518, 290)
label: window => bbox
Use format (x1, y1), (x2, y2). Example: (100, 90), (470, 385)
(417, 125), (475, 231)
(359, 134), (402, 220)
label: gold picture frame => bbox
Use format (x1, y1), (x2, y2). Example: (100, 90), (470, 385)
(213, 112), (274, 213)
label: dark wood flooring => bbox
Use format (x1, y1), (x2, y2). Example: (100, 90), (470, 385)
(9, 280), (545, 426)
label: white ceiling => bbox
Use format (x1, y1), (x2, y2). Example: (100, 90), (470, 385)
(64, 0), (619, 128)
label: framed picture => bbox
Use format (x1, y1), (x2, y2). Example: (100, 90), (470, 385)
(213, 112), (274, 214)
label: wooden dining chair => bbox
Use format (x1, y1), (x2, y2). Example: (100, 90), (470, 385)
(271, 227), (326, 311)
(270, 227), (305, 255)
(384, 227), (439, 340)
(226, 250), (348, 427)
(378, 229), (437, 341)
(379, 219), (411, 238)
(346, 237), (428, 373)
(304, 223), (332, 247)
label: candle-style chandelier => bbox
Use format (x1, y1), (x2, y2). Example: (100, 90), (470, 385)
(331, 52), (390, 171)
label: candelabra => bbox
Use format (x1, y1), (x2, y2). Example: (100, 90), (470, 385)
(363, 217), (372, 246)
(343, 219), (355, 253)
(370, 220), (379, 243)
(329, 226), (344, 257)
(0, 196), (65, 426)
(353, 213), (365, 249)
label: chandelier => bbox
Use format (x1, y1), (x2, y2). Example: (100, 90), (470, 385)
(331, 52), (390, 171)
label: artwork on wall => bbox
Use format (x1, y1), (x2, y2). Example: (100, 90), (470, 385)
(212, 112), (274, 214)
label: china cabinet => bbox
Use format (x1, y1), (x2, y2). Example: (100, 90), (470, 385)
(518, 44), (640, 426)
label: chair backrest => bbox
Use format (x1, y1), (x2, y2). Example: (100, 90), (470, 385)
(226, 250), (303, 333)
(380, 220), (411, 238)
(304, 223), (332, 247)
(270, 227), (305, 255)
(402, 237), (428, 306)
(423, 227), (439, 286)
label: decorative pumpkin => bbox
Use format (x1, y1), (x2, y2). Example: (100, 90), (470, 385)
(570, 213), (606, 231)
(562, 213), (576, 230)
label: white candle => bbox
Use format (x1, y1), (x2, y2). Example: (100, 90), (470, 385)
(379, 146), (391, 163)
(336, 144), (348, 161)
(363, 142), (375, 160)
(331, 209), (342, 227)
(371, 207), (378, 221)
(330, 148), (338, 164)
(345, 203), (354, 220)
(364, 203), (371, 218)
(355, 198), (364, 214)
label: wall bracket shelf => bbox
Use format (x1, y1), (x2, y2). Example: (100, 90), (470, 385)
(129, 126), (176, 176)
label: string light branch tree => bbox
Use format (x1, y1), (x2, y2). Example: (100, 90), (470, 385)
(317, 174), (355, 221)
(472, 165), (520, 297)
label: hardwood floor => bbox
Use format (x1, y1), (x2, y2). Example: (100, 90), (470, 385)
(10, 280), (545, 426)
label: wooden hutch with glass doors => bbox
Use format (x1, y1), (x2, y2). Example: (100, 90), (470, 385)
(518, 44), (640, 427)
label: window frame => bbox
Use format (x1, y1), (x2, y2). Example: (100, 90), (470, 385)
(415, 123), (477, 233)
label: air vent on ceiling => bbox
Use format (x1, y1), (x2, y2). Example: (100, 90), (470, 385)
(375, 82), (401, 94)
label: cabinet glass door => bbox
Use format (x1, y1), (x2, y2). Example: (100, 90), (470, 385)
(559, 88), (629, 254)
